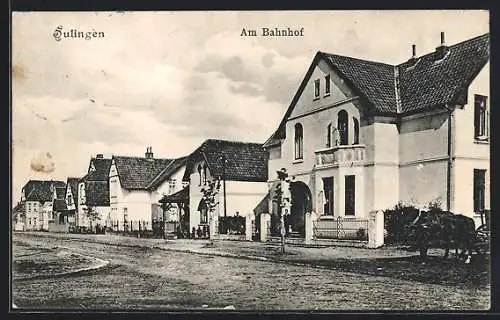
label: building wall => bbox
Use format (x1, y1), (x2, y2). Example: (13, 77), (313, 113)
(65, 184), (76, 211)
(187, 159), (267, 230)
(77, 181), (87, 227)
(109, 162), (153, 230)
(452, 62), (490, 226)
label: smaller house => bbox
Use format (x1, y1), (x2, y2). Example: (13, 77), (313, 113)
(22, 180), (66, 231)
(182, 139), (269, 232)
(77, 154), (112, 230)
(109, 147), (179, 231)
(12, 202), (25, 231)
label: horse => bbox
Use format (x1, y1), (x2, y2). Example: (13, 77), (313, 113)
(406, 210), (477, 263)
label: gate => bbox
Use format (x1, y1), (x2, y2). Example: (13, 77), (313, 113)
(313, 217), (368, 241)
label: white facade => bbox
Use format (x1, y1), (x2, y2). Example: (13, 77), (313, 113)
(109, 160), (186, 230)
(188, 159), (268, 231)
(267, 55), (489, 228)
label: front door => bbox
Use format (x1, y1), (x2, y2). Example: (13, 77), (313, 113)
(288, 181), (313, 237)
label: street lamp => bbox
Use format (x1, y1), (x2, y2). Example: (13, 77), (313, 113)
(219, 155), (228, 217)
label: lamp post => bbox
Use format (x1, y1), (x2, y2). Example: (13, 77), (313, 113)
(219, 155), (228, 217)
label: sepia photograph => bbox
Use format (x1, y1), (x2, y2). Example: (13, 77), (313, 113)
(11, 10), (490, 311)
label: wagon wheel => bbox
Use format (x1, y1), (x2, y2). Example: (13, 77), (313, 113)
(475, 224), (490, 255)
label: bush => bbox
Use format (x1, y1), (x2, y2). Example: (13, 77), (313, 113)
(218, 216), (245, 235)
(383, 202), (420, 244)
(356, 227), (367, 241)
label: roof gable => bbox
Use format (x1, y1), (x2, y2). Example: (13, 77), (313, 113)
(113, 156), (174, 190)
(183, 139), (268, 182)
(87, 158), (112, 181)
(146, 156), (188, 190)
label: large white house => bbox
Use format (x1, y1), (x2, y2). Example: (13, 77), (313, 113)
(263, 32), (490, 232)
(108, 147), (187, 231)
(182, 139), (269, 232)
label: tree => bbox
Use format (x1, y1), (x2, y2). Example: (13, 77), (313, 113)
(274, 168), (292, 253)
(84, 206), (100, 233)
(200, 178), (221, 242)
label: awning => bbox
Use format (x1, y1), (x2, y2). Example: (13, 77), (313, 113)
(160, 187), (189, 204)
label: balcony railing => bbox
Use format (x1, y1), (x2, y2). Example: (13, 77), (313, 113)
(315, 144), (366, 166)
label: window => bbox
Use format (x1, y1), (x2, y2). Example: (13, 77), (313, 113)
(353, 117), (360, 145)
(182, 181), (189, 188)
(474, 95), (488, 140)
(474, 169), (486, 213)
(169, 179), (177, 194)
(314, 79), (320, 98)
(33, 218), (37, 226)
(28, 218), (31, 225)
(28, 203), (31, 211)
(337, 110), (349, 146)
(203, 164), (208, 185)
(345, 175), (355, 216)
(325, 75), (331, 95)
(294, 123), (304, 160)
(323, 177), (334, 216)
(326, 123), (332, 148)
(197, 164), (202, 186)
(67, 194), (73, 206)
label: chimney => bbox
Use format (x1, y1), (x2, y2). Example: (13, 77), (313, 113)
(435, 31), (449, 60)
(145, 146), (154, 159)
(412, 44), (417, 59)
(96, 154), (104, 159)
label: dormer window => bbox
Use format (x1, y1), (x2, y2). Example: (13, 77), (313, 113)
(474, 94), (489, 141)
(90, 162), (96, 172)
(314, 79), (320, 99)
(325, 75), (331, 96)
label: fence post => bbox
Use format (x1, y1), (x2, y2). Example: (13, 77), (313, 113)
(368, 210), (384, 248)
(260, 213), (270, 242)
(246, 213), (255, 241)
(304, 211), (317, 244)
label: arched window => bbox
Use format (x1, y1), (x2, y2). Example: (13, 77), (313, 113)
(197, 164), (202, 186)
(294, 123), (303, 160)
(353, 117), (360, 145)
(326, 123), (332, 148)
(203, 163), (208, 185)
(337, 110), (348, 146)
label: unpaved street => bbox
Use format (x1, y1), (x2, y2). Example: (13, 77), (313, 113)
(12, 233), (489, 310)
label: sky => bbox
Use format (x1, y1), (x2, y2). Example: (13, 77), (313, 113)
(11, 10), (488, 203)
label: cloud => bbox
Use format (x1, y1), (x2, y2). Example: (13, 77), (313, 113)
(30, 152), (56, 173)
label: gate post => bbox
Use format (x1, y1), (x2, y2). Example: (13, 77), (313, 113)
(260, 213), (270, 242)
(209, 215), (217, 240)
(368, 210), (384, 248)
(304, 211), (317, 244)
(246, 213), (255, 241)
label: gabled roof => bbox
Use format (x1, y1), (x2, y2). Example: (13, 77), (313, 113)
(55, 187), (66, 200)
(113, 156), (174, 190)
(66, 177), (79, 197)
(87, 157), (112, 181)
(53, 199), (68, 212)
(85, 181), (110, 206)
(264, 33), (490, 148)
(23, 180), (66, 202)
(182, 139), (268, 182)
(146, 156), (188, 190)
(159, 186), (189, 203)
(79, 174), (88, 183)
(397, 33), (489, 113)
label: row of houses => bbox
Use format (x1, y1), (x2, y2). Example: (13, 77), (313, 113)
(13, 32), (490, 235)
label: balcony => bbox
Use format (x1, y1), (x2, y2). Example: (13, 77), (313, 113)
(315, 144), (366, 167)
